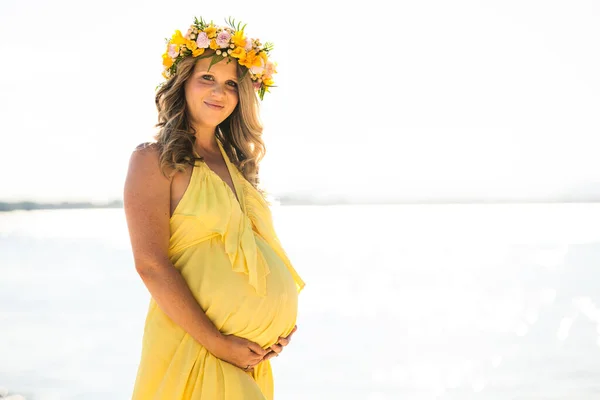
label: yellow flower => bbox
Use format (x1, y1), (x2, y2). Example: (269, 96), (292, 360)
(170, 30), (187, 45)
(230, 47), (246, 59)
(162, 71), (170, 80)
(185, 39), (197, 51)
(259, 51), (268, 64)
(192, 48), (205, 57)
(232, 31), (246, 48)
(239, 50), (262, 68)
(162, 53), (173, 68)
(263, 77), (274, 86)
(204, 23), (217, 39)
(209, 39), (219, 50)
(249, 54), (263, 68)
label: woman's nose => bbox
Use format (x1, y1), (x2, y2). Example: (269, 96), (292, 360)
(211, 83), (225, 96)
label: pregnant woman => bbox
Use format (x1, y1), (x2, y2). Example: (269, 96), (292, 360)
(123, 17), (305, 399)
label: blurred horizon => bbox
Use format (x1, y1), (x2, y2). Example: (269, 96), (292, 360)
(0, 0), (598, 204)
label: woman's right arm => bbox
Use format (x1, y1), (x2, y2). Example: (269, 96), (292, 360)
(123, 145), (267, 369)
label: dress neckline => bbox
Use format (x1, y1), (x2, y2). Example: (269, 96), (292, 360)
(194, 138), (245, 213)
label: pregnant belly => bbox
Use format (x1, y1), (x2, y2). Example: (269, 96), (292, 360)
(173, 234), (299, 349)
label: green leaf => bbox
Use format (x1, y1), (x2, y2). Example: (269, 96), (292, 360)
(258, 85), (266, 100)
(225, 16), (234, 29)
(263, 42), (274, 52)
(207, 54), (222, 71)
(199, 17), (207, 29)
(224, 17), (247, 33)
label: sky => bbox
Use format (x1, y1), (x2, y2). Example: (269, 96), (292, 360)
(0, 0), (599, 202)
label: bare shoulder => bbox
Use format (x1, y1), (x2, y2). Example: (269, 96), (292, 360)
(124, 142), (172, 207)
(123, 142), (172, 269)
(130, 142), (160, 171)
(127, 142), (175, 181)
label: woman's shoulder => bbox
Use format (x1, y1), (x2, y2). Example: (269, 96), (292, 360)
(132, 141), (159, 159)
(127, 142), (177, 181)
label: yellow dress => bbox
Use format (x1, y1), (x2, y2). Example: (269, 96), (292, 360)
(131, 139), (305, 400)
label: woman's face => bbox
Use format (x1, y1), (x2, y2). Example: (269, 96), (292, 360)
(184, 56), (240, 128)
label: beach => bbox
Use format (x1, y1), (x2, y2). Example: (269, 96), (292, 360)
(1, 204), (599, 399)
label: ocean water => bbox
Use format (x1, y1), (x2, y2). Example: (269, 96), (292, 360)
(1, 204), (599, 400)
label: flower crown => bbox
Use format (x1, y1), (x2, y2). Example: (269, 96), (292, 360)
(161, 17), (277, 100)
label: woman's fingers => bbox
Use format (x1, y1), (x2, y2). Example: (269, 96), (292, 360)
(270, 343), (284, 353)
(264, 325), (298, 360)
(248, 348), (266, 363)
(241, 327), (300, 369)
(247, 341), (268, 357)
(241, 355), (262, 371)
(263, 350), (278, 361)
(238, 339), (267, 369)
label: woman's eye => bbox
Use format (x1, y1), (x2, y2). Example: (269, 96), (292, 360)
(199, 75), (237, 89)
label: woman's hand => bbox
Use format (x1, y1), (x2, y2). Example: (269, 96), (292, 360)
(211, 334), (268, 372)
(263, 325), (298, 361)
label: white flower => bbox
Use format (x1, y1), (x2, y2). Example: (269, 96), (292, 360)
(195, 32), (210, 48)
(245, 38), (253, 51)
(216, 31), (231, 48)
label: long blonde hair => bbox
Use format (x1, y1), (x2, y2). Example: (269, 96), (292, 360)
(154, 53), (266, 194)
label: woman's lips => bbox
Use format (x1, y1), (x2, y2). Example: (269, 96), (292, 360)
(204, 101), (224, 110)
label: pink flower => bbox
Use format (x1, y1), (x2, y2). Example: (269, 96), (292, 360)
(195, 32), (210, 48)
(265, 61), (276, 75)
(216, 31), (231, 48)
(167, 44), (179, 59)
(253, 81), (262, 90)
(245, 38), (254, 51)
(250, 56), (265, 75)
